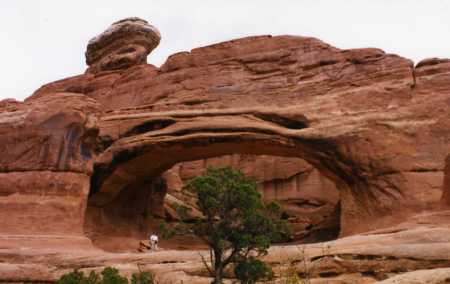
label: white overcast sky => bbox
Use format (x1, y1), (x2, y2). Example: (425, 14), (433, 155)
(1, 0), (450, 101)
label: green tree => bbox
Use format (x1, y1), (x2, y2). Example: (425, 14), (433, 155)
(184, 167), (288, 284)
(234, 257), (274, 284)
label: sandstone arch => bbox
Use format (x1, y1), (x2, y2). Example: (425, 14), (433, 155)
(1, 18), (449, 247)
(86, 105), (424, 236)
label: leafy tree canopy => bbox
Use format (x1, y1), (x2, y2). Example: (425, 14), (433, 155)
(183, 166), (289, 283)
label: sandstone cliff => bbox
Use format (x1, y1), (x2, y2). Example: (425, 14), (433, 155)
(1, 17), (449, 283)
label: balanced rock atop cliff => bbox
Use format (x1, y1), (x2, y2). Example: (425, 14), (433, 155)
(2, 17), (450, 283)
(24, 17), (450, 237)
(85, 17), (160, 73)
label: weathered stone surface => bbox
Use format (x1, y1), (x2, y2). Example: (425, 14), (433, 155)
(3, 213), (450, 283)
(375, 268), (450, 284)
(0, 93), (100, 236)
(84, 177), (169, 251)
(442, 154), (450, 205)
(1, 17), (450, 283)
(0, 93), (100, 173)
(0, 171), (90, 235)
(86, 17), (160, 73)
(26, 25), (450, 237)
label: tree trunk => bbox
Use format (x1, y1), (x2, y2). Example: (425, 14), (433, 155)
(212, 249), (223, 284)
(212, 269), (223, 284)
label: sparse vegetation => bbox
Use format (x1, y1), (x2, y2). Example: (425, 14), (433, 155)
(100, 267), (128, 284)
(131, 271), (156, 284)
(56, 267), (156, 284)
(182, 166), (289, 284)
(56, 269), (100, 284)
(276, 245), (330, 284)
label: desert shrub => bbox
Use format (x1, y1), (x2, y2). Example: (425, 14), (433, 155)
(56, 270), (100, 284)
(56, 267), (154, 284)
(278, 245), (331, 284)
(56, 269), (84, 284)
(131, 271), (156, 284)
(279, 260), (302, 284)
(101, 267), (128, 284)
(234, 257), (274, 284)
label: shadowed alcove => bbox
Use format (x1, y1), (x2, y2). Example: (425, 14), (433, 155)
(84, 154), (341, 252)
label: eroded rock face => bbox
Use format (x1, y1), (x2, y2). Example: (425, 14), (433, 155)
(85, 46), (449, 236)
(85, 17), (161, 73)
(0, 93), (100, 236)
(25, 20), (450, 237)
(442, 155), (450, 205)
(1, 17), (450, 284)
(84, 177), (168, 251)
(4, 212), (450, 283)
(2, 15), (450, 251)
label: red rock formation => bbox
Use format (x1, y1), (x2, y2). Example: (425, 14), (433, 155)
(442, 155), (450, 205)
(2, 16), (450, 284)
(84, 177), (168, 251)
(0, 93), (100, 239)
(86, 17), (160, 74)
(83, 40), (449, 235)
(2, 17), (450, 250)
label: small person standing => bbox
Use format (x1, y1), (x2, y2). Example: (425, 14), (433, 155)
(149, 233), (159, 251)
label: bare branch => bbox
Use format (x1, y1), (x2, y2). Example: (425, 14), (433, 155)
(198, 252), (214, 276)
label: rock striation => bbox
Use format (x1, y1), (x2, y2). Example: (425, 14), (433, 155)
(0, 93), (100, 240)
(19, 17), (450, 239)
(1, 17), (450, 283)
(442, 154), (450, 205)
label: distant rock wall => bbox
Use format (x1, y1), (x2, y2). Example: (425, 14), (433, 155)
(165, 155), (340, 240)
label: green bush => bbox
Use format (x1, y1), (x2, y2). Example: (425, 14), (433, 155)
(56, 267), (156, 284)
(56, 270), (100, 284)
(131, 271), (156, 284)
(101, 267), (128, 284)
(234, 257), (274, 284)
(56, 269), (84, 284)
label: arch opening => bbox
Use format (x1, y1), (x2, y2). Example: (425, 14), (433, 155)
(85, 154), (342, 252)
(85, 110), (384, 251)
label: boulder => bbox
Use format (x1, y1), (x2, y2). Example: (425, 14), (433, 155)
(86, 17), (160, 73)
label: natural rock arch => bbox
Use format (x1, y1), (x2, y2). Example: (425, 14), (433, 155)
(1, 18), (449, 248)
(87, 107), (412, 236)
